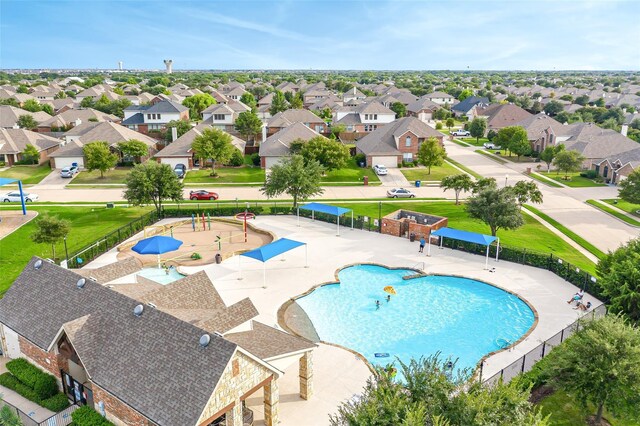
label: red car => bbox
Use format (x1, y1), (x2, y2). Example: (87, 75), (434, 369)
(189, 190), (219, 201)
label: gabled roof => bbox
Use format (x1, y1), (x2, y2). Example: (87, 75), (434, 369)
(476, 103), (532, 128)
(513, 113), (565, 141)
(39, 108), (119, 127)
(407, 97), (440, 113)
(0, 105), (51, 128)
(124, 100), (188, 114)
(155, 123), (245, 157)
(451, 96), (490, 113)
(62, 122), (157, 146)
(355, 101), (395, 115)
(425, 91), (455, 99)
(560, 122), (639, 159)
(259, 122), (324, 157)
(0, 128), (61, 154)
(225, 321), (316, 360)
(357, 116), (443, 156)
(267, 109), (324, 128)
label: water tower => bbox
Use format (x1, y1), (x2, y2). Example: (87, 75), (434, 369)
(164, 59), (173, 74)
(118, 61), (123, 70)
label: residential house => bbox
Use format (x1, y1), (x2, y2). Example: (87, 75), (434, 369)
(155, 124), (246, 169)
(29, 86), (57, 101)
(407, 97), (441, 122)
(259, 122), (325, 169)
(303, 90), (334, 107)
(475, 104), (533, 132)
(224, 86), (248, 101)
(37, 108), (119, 133)
(422, 91), (457, 106)
(0, 258), (315, 426)
(0, 105), (52, 129)
(513, 113), (567, 152)
(121, 100), (189, 135)
(592, 146), (640, 184)
(356, 116), (444, 167)
(343, 87), (366, 103)
(0, 128), (61, 166)
(451, 96), (490, 120)
(275, 81), (299, 94)
(266, 109), (327, 136)
(201, 101), (251, 132)
(334, 101), (396, 133)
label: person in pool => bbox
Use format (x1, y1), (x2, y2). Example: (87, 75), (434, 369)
(375, 300), (381, 310)
(386, 295), (391, 302)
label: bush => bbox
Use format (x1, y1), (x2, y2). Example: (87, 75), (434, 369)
(487, 129), (498, 141)
(0, 372), (42, 403)
(71, 406), (114, 426)
(580, 170), (597, 179)
(435, 122), (443, 130)
(33, 374), (58, 400)
(250, 152), (261, 166)
(41, 393), (71, 411)
(0, 161), (5, 167)
(7, 358), (44, 390)
(354, 153), (366, 166)
(225, 149), (245, 167)
(191, 252), (202, 260)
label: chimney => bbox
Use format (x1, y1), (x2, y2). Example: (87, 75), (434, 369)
(171, 126), (178, 142)
(75, 118), (82, 126)
(621, 124), (628, 137)
(261, 124), (267, 142)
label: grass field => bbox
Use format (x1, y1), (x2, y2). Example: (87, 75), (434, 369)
(459, 136), (490, 146)
(400, 162), (460, 182)
(444, 158), (483, 180)
(321, 159), (380, 184)
(538, 389), (636, 426)
(586, 200), (640, 227)
(184, 167), (266, 184)
(71, 168), (132, 185)
(539, 171), (605, 188)
(603, 199), (640, 217)
(0, 205), (152, 296)
(528, 172), (564, 188)
(0, 164), (52, 185)
(474, 149), (509, 164)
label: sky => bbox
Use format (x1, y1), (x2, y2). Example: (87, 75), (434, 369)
(1, 0), (639, 71)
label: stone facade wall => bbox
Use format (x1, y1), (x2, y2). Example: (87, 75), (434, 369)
(197, 351), (274, 425)
(92, 383), (153, 426)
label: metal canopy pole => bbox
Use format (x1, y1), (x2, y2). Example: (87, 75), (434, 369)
(297, 207), (300, 227)
(351, 211), (354, 230)
(263, 261), (266, 288)
(336, 214), (340, 236)
(495, 238), (500, 262)
(18, 180), (26, 215)
(427, 236), (431, 257)
(485, 245), (490, 270)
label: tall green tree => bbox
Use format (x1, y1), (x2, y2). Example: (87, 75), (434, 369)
(469, 118), (487, 143)
(290, 92), (304, 109)
(539, 146), (557, 172)
(390, 101), (406, 118)
(83, 141), (118, 178)
(22, 99), (44, 113)
(182, 93), (216, 119)
(544, 315), (640, 424)
(124, 161), (184, 215)
(466, 186), (524, 236)
(553, 150), (585, 180)
(299, 136), (350, 172)
(164, 119), (192, 143)
(31, 214), (70, 260)
(17, 114), (38, 130)
(512, 181), (543, 206)
(191, 128), (235, 176)
(543, 100), (564, 116)
(618, 170), (640, 205)
(458, 89), (473, 101)
(261, 154), (324, 208)
(21, 144), (40, 164)
(440, 174), (474, 205)
(234, 111), (263, 142)
(596, 238), (640, 323)
(508, 126), (531, 161)
(417, 137), (446, 174)
(445, 118), (455, 131)
(117, 140), (149, 163)
(240, 92), (257, 109)
(269, 90), (289, 115)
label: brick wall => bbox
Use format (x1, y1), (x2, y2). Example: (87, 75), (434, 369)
(92, 383), (153, 426)
(381, 210), (448, 240)
(18, 336), (67, 379)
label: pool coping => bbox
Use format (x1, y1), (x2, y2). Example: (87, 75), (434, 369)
(278, 262), (539, 381)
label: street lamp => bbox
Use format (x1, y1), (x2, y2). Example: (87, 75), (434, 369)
(505, 174), (509, 187)
(63, 236), (69, 266)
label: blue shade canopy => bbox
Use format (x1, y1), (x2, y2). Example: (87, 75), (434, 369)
(241, 238), (305, 263)
(300, 202), (351, 217)
(132, 236), (183, 255)
(0, 178), (19, 186)
(431, 227), (497, 246)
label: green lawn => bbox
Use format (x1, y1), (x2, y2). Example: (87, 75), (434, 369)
(474, 149), (509, 165)
(321, 159), (380, 184)
(0, 205), (152, 296)
(586, 200), (640, 227)
(71, 168), (132, 185)
(400, 162), (460, 182)
(184, 167), (266, 184)
(528, 172), (564, 188)
(539, 171), (605, 188)
(603, 199), (640, 217)
(0, 164), (52, 185)
(339, 201), (596, 274)
(458, 137), (491, 147)
(538, 389), (637, 426)
(444, 158), (483, 180)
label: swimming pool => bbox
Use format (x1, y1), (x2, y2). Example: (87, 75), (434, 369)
(296, 264), (535, 373)
(137, 267), (186, 285)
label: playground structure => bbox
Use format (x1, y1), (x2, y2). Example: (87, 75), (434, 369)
(117, 216), (274, 267)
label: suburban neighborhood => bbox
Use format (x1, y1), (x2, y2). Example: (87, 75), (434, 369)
(1, 1), (640, 426)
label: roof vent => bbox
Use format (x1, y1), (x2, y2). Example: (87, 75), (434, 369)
(214, 331), (224, 338)
(88, 276), (97, 282)
(147, 302), (157, 309)
(34, 259), (43, 270)
(76, 278), (86, 289)
(133, 304), (144, 317)
(199, 334), (211, 347)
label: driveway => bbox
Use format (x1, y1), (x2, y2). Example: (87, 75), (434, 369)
(33, 169), (68, 189)
(377, 168), (410, 187)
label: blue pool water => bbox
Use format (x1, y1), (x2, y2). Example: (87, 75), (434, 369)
(296, 265), (534, 373)
(137, 267), (186, 285)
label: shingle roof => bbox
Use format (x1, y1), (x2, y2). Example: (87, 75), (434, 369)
(0, 258), (238, 426)
(425, 91), (455, 99)
(355, 101), (395, 115)
(259, 122), (324, 157)
(155, 124), (245, 157)
(477, 104), (532, 129)
(225, 321), (315, 360)
(120, 113), (145, 125)
(357, 116), (443, 156)
(560, 122), (639, 160)
(63, 122), (157, 146)
(451, 96), (490, 113)
(40, 108), (119, 128)
(76, 257), (142, 283)
(0, 105), (52, 128)
(407, 98), (440, 113)
(267, 109), (324, 128)
(0, 128), (61, 155)
(513, 113), (566, 141)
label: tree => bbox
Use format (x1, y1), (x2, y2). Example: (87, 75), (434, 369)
(124, 161), (184, 215)
(299, 137), (350, 172)
(16, 113), (38, 131)
(417, 137), (446, 174)
(512, 181), (543, 206)
(440, 174), (473, 205)
(191, 128), (235, 176)
(508, 126), (531, 161)
(596, 238), (640, 322)
(117, 140), (149, 163)
(261, 154), (324, 208)
(1, 403), (22, 426)
(164, 119), (192, 143)
(22, 99), (43, 112)
(234, 111), (263, 142)
(544, 315), (640, 424)
(83, 141), (118, 178)
(575, 94), (590, 106)
(240, 92), (257, 109)
(182, 93), (216, 120)
(469, 118), (487, 143)
(458, 89), (473, 101)
(466, 186), (524, 236)
(31, 214), (70, 260)
(269, 90), (289, 115)
(553, 150), (585, 180)
(473, 177), (498, 193)
(22, 144), (40, 164)
(390, 101), (406, 118)
(618, 170), (640, 205)
(539, 146), (557, 172)
(290, 92), (304, 109)
(445, 118), (455, 130)
(543, 100), (564, 116)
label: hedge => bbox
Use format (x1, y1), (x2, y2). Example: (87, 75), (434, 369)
(0, 372), (41, 402)
(71, 406), (114, 426)
(6, 358), (58, 400)
(41, 392), (73, 412)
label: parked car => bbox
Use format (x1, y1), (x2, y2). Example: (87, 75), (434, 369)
(386, 188), (415, 198)
(60, 165), (79, 178)
(2, 191), (39, 202)
(483, 142), (498, 149)
(174, 163), (187, 179)
(451, 129), (471, 137)
(373, 164), (388, 176)
(189, 190), (219, 201)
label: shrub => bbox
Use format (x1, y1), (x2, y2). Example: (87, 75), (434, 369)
(580, 170), (597, 179)
(191, 252), (202, 260)
(0, 372), (41, 403)
(7, 358), (43, 389)
(435, 122), (443, 130)
(354, 153), (366, 165)
(71, 406), (114, 426)
(225, 149), (244, 167)
(250, 152), (261, 166)
(33, 374), (58, 400)
(487, 129), (498, 141)
(41, 393), (70, 411)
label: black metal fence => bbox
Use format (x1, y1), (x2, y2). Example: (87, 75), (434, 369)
(0, 398), (79, 426)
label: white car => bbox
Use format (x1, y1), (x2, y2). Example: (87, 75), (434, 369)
(387, 188), (416, 198)
(451, 129), (471, 137)
(2, 191), (39, 202)
(483, 142), (498, 149)
(373, 164), (388, 176)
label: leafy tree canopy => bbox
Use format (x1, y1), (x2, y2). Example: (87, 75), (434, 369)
(123, 161), (184, 215)
(261, 154), (324, 207)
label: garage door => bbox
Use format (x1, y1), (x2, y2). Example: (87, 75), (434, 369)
(160, 157), (190, 169)
(264, 156), (283, 170)
(54, 157), (84, 170)
(371, 156), (398, 168)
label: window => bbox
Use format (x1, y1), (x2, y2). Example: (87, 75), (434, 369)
(373, 114), (378, 120)
(157, 114), (161, 120)
(405, 136), (412, 147)
(403, 153), (413, 161)
(147, 114), (151, 120)
(315, 125), (323, 132)
(214, 114), (226, 121)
